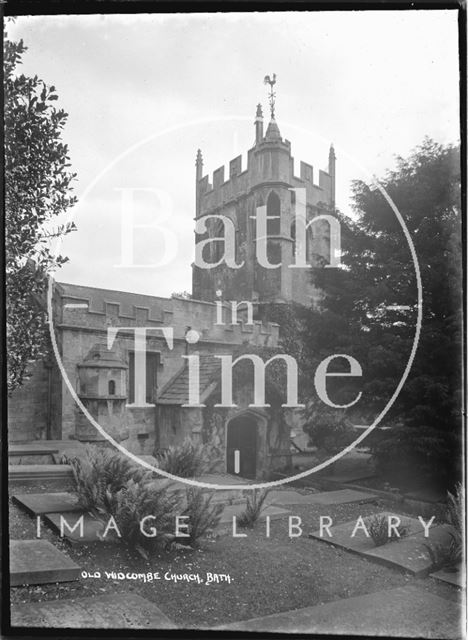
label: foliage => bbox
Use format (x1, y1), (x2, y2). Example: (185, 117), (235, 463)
(304, 408), (355, 454)
(5, 26), (77, 393)
(423, 482), (466, 571)
(68, 446), (223, 555)
(238, 489), (269, 528)
(108, 477), (183, 558)
(424, 531), (462, 572)
(298, 139), (461, 490)
(366, 515), (409, 547)
(446, 482), (464, 534)
(179, 488), (224, 546)
(66, 445), (146, 516)
(155, 438), (221, 478)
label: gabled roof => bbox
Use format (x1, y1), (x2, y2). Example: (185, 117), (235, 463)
(157, 350), (286, 407)
(157, 355), (220, 405)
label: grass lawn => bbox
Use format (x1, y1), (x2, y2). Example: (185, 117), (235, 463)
(9, 481), (461, 628)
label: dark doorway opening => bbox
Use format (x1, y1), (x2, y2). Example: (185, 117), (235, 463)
(226, 414), (257, 479)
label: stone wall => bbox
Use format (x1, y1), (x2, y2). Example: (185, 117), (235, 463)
(6, 281), (279, 451)
(8, 361), (49, 442)
(193, 133), (335, 306)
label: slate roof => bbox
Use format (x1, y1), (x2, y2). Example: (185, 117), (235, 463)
(157, 355), (221, 405)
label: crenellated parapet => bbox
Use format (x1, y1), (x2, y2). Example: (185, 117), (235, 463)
(56, 282), (279, 347)
(197, 144), (333, 216)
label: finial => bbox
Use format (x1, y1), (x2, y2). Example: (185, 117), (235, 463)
(196, 148), (203, 164)
(256, 103), (263, 119)
(263, 73), (277, 120)
(329, 143), (335, 158)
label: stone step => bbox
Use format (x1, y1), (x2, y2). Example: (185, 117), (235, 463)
(9, 464), (73, 483)
(10, 540), (80, 586)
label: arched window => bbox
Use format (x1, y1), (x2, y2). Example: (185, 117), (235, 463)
(265, 192), (282, 265)
(211, 217), (226, 264)
(266, 191), (281, 236)
(290, 221), (296, 257)
(108, 380), (116, 395)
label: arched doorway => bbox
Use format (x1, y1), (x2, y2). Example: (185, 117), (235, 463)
(226, 414), (257, 479)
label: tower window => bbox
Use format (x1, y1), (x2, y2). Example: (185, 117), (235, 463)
(290, 221), (296, 257)
(108, 380), (116, 395)
(266, 191), (281, 236)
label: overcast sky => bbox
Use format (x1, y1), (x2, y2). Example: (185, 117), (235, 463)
(8, 11), (460, 297)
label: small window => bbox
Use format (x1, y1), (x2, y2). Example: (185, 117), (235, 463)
(108, 380), (116, 395)
(290, 221), (296, 256)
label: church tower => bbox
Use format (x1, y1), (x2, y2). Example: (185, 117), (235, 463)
(192, 76), (336, 308)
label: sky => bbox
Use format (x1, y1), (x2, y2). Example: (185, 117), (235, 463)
(8, 11), (460, 298)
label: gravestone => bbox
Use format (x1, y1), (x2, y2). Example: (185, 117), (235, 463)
(44, 512), (119, 544)
(10, 593), (176, 629)
(9, 464), (73, 482)
(365, 525), (455, 577)
(309, 512), (453, 576)
(9, 444), (58, 464)
(13, 492), (81, 516)
(431, 568), (465, 588)
(218, 585), (461, 638)
(310, 511), (423, 553)
(10, 540), (80, 586)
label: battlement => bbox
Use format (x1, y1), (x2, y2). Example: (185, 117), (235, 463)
(56, 282), (279, 347)
(197, 143), (331, 215)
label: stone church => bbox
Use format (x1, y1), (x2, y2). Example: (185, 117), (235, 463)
(8, 97), (336, 481)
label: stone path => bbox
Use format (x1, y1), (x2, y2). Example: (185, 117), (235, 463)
(10, 540), (80, 586)
(267, 488), (378, 507)
(218, 584), (462, 638)
(10, 593), (176, 629)
(309, 511), (455, 577)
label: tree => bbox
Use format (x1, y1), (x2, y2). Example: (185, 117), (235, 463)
(301, 139), (462, 489)
(5, 27), (77, 394)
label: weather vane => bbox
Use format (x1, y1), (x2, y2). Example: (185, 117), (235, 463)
(264, 73), (277, 120)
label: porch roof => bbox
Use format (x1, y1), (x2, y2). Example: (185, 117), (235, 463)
(157, 355), (220, 405)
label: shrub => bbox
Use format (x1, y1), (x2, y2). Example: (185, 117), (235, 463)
(425, 483), (465, 572)
(155, 439), (221, 478)
(366, 515), (409, 547)
(65, 445), (145, 516)
(446, 482), (464, 533)
(304, 410), (355, 454)
(179, 488), (224, 547)
(109, 477), (183, 558)
(238, 489), (269, 528)
(424, 532), (462, 572)
(371, 425), (461, 491)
